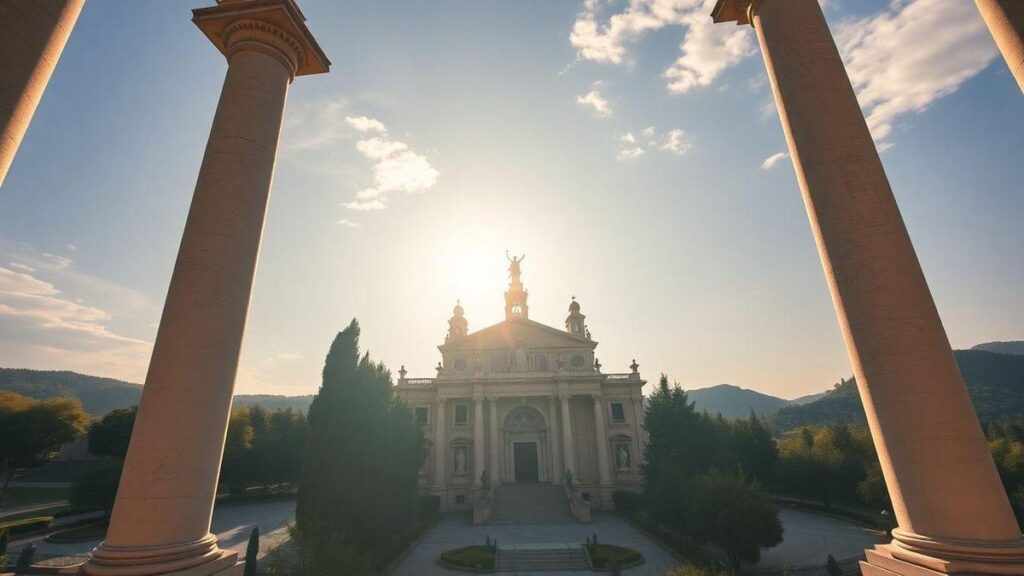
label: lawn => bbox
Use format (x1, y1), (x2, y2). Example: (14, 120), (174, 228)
(440, 545), (496, 570)
(46, 522), (108, 543)
(587, 543), (643, 570)
(0, 486), (70, 508)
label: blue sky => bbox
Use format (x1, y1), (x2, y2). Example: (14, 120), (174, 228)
(1, 0), (1021, 399)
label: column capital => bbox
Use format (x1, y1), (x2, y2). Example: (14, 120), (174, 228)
(193, 0), (330, 78)
(558, 392), (572, 401)
(591, 392), (604, 401)
(711, 0), (759, 26)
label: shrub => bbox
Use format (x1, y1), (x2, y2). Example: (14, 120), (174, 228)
(70, 460), (123, 518)
(586, 543), (642, 569)
(612, 490), (643, 512)
(417, 495), (441, 521)
(261, 524), (376, 576)
(440, 545), (496, 570)
(0, 516), (53, 536)
(663, 565), (734, 576)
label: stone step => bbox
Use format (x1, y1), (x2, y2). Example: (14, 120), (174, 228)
(496, 545), (590, 572)
(491, 484), (573, 524)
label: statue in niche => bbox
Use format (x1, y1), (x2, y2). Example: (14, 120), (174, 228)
(616, 444), (631, 470)
(512, 344), (528, 372)
(455, 446), (467, 475)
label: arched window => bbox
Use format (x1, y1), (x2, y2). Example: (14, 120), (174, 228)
(511, 303), (523, 316)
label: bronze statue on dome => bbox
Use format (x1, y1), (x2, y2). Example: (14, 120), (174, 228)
(506, 250), (525, 284)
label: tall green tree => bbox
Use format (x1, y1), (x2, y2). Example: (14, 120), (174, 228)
(0, 391), (89, 501)
(88, 406), (137, 459)
(296, 319), (426, 555)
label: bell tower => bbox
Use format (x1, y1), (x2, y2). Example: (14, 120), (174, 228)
(447, 300), (468, 342)
(505, 251), (528, 320)
(565, 296), (586, 337)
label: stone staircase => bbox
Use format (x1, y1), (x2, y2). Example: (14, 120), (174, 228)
(496, 543), (590, 572)
(491, 483), (573, 524)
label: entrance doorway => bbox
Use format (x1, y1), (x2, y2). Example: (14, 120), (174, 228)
(513, 442), (539, 482)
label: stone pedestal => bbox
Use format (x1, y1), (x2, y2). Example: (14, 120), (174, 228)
(80, 2), (327, 575)
(976, 0), (1024, 94)
(712, 0), (1024, 574)
(0, 0), (84, 187)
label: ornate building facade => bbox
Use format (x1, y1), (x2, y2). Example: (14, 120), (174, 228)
(395, 256), (646, 511)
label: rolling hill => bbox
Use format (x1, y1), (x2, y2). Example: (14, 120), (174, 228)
(686, 384), (792, 419)
(0, 368), (313, 416)
(771, 349), (1024, 431)
(972, 341), (1024, 356)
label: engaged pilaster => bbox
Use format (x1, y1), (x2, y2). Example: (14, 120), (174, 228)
(473, 394), (485, 487)
(488, 397), (501, 486)
(81, 2), (327, 575)
(0, 0), (84, 187)
(712, 1), (1024, 575)
(559, 391), (576, 477)
(434, 398), (448, 491)
(548, 397), (563, 484)
(976, 0), (1024, 94)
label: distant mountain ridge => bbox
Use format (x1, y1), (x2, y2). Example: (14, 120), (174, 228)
(687, 384), (792, 419)
(972, 341), (1024, 356)
(0, 368), (313, 416)
(772, 349), (1024, 431)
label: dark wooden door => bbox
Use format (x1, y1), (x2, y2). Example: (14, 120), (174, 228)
(513, 442), (539, 482)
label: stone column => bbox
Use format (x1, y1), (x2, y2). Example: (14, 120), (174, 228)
(489, 397), (501, 486)
(592, 394), (613, 486)
(976, 0), (1024, 93)
(548, 396), (563, 483)
(0, 0), (84, 187)
(473, 395), (485, 487)
(82, 4), (328, 576)
(434, 399), (447, 490)
(559, 392), (576, 476)
(712, 1), (1024, 574)
(82, 3), (328, 575)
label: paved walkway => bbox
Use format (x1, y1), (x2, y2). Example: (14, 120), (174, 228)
(392, 512), (681, 576)
(756, 507), (886, 568)
(8, 498), (295, 560)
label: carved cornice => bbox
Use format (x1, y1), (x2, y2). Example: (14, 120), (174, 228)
(223, 19), (305, 77)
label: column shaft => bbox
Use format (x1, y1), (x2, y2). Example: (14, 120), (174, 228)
(0, 0), (84, 186)
(489, 398), (500, 486)
(593, 395), (612, 485)
(434, 400), (447, 489)
(559, 394), (576, 476)
(976, 0), (1024, 93)
(84, 47), (292, 576)
(749, 0), (1024, 570)
(548, 397), (562, 483)
(473, 396), (485, 486)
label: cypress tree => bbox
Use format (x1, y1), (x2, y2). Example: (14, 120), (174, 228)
(296, 319), (426, 553)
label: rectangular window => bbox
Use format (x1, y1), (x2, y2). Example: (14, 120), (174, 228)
(415, 407), (428, 425)
(610, 402), (626, 423)
(455, 404), (468, 426)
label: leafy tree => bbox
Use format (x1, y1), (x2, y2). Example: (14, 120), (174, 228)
(220, 407), (256, 495)
(688, 469), (784, 570)
(88, 406), (137, 459)
(70, 460), (123, 518)
(0, 391), (89, 501)
(296, 319), (426, 556)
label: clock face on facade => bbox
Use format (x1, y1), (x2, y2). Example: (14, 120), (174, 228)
(453, 358), (467, 371)
(570, 354), (586, 369)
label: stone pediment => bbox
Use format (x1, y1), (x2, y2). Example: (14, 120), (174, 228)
(441, 318), (596, 352)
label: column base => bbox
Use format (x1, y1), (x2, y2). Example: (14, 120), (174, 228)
(863, 541), (1024, 576)
(79, 533), (238, 576)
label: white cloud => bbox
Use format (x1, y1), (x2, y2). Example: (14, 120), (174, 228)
(356, 137), (409, 160)
(66, 244), (78, 252)
(345, 115), (388, 134)
(761, 152), (789, 170)
(617, 147), (645, 161)
(661, 129), (692, 155)
(0, 265), (151, 382)
(642, 126), (656, 138)
(664, 8), (754, 94)
(343, 199), (388, 211)
(576, 89), (613, 117)
(570, 0), (753, 94)
(337, 219), (361, 228)
(282, 98), (348, 150)
(835, 0), (998, 146)
(621, 132), (637, 144)
(341, 116), (440, 215)
(9, 262), (34, 273)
